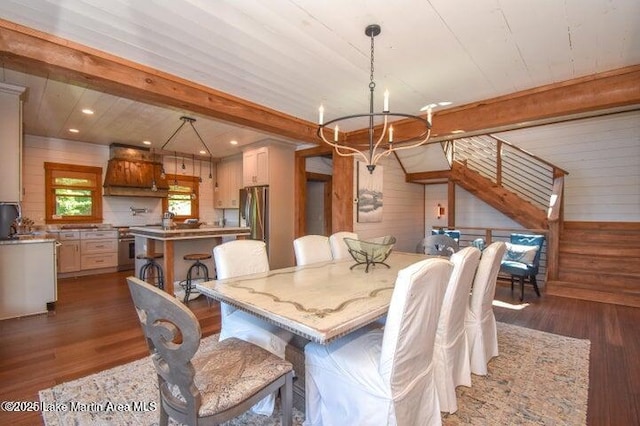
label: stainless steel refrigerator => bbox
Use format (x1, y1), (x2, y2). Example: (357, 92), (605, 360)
(239, 186), (269, 246)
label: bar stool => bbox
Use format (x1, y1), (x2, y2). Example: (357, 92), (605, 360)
(137, 253), (164, 290)
(182, 253), (211, 303)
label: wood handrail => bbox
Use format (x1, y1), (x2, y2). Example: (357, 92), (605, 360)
(489, 134), (569, 176)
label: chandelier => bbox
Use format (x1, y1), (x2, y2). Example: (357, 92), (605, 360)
(151, 116), (214, 192)
(317, 24), (433, 173)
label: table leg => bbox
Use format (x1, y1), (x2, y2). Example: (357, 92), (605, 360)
(163, 240), (174, 296)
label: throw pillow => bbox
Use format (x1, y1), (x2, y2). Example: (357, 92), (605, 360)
(503, 243), (539, 264)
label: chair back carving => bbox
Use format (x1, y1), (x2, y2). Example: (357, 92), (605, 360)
(126, 276), (202, 423)
(417, 234), (460, 256)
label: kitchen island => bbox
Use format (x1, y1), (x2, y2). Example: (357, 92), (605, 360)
(129, 226), (251, 296)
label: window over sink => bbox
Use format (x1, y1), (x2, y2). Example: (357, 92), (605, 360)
(44, 162), (103, 224)
(162, 174), (199, 220)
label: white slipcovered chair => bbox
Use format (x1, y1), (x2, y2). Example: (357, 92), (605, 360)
(465, 241), (507, 375)
(328, 231), (358, 260)
(434, 246), (481, 413)
(304, 258), (454, 426)
(293, 234), (333, 266)
(213, 239), (294, 415)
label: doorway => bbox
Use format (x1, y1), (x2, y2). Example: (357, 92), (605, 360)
(305, 172), (332, 235)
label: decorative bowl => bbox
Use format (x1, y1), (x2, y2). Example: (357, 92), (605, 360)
(174, 221), (202, 229)
(344, 235), (396, 272)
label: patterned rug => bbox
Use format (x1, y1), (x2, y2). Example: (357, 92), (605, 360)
(39, 323), (589, 425)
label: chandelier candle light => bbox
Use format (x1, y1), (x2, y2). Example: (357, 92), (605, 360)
(317, 24), (433, 173)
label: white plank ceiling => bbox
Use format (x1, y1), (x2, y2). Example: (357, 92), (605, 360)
(0, 0), (638, 165)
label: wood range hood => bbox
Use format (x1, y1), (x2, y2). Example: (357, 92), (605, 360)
(103, 144), (169, 198)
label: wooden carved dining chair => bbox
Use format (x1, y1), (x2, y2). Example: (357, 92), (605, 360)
(126, 276), (294, 426)
(213, 239), (294, 415)
(293, 234), (333, 266)
(304, 258), (453, 426)
(417, 234), (460, 256)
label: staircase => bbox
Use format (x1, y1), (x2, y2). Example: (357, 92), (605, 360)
(449, 161), (548, 229)
(546, 222), (640, 307)
(407, 134), (640, 308)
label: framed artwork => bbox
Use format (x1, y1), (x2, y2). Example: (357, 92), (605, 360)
(357, 161), (383, 223)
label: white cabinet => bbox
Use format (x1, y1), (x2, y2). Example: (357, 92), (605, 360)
(243, 147), (269, 186)
(214, 155), (243, 208)
(0, 83), (26, 202)
(80, 230), (117, 270)
(57, 231), (81, 273)
(0, 241), (57, 320)
(56, 229), (118, 274)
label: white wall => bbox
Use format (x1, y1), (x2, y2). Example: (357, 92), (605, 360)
(498, 110), (640, 222)
(21, 135), (220, 227)
(423, 110), (640, 234)
(354, 155), (424, 253)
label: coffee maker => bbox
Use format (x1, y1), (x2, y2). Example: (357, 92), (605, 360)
(0, 203), (20, 239)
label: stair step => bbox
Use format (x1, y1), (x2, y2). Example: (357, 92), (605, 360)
(546, 280), (640, 308)
(559, 242), (640, 257)
(557, 269), (640, 290)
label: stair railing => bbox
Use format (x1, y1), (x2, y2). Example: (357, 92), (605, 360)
(442, 134), (568, 280)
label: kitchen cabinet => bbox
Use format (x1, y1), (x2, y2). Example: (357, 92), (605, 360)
(0, 240), (57, 320)
(80, 230), (117, 270)
(214, 155), (243, 208)
(56, 229), (118, 275)
(0, 83), (26, 202)
(242, 142), (296, 269)
(243, 146), (269, 186)
(56, 231), (81, 273)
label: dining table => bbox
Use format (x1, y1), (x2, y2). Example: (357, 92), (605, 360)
(195, 251), (431, 344)
(195, 250), (432, 410)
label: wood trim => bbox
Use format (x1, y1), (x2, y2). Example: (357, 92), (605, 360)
(406, 170), (451, 182)
(0, 18), (318, 143)
(44, 162), (103, 224)
(563, 221), (640, 231)
(344, 65), (640, 145)
(294, 155), (306, 238)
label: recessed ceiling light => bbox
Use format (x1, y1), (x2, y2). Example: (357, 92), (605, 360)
(438, 101), (452, 107)
(199, 150), (206, 154)
(451, 129), (465, 134)
(142, 140), (152, 145)
(69, 128), (79, 133)
(230, 140), (238, 145)
(81, 108), (94, 115)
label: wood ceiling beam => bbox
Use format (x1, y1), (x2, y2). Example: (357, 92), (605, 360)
(1, 19), (638, 149)
(346, 65), (640, 144)
(0, 19), (319, 143)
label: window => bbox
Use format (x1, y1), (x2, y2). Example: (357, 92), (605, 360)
(45, 162), (103, 224)
(162, 174), (199, 220)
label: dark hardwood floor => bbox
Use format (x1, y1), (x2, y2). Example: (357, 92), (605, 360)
(1, 271), (638, 425)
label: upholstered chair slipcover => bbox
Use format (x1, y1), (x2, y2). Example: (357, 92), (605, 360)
(304, 258), (453, 426)
(465, 242), (507, 375)
(328, 231), (358, 260)
(126, 277), (294, 426)
(213, 239), (294, 415)
(293, 235), (333, 266)
(434, 246), (482, 413)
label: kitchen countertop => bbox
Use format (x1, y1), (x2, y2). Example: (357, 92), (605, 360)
(0, 235), (57, 245)
(129, 225), (251, 241)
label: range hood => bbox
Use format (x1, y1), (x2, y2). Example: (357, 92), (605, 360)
(103, 144), (169, 197)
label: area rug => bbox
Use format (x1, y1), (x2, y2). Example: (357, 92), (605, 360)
(39, 322), (589, 425)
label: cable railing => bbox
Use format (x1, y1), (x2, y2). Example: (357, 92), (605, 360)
(443, 134), (567, 210)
